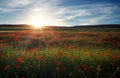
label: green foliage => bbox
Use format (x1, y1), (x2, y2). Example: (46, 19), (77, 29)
(0, 28), (120, 78)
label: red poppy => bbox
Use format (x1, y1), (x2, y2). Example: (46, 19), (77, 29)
(82, 65), (88, 71)
(15, 64), (22, 69)
(49, 61), (52, 65)
(82, 47), (85, 51)
(4, 65), (10, 70)
(56, 67), (60, 71)
(54, 54), (59, 59)
(68, 73), (72, 77)
(29, 65), (32, 68)
(40, 56), (45, 63)
(34, 56), (37, 60)
(89, 52), (92, 56)
(83, 66), (88, 71)
(70, 53), (73, 59)
(16, 57), (24, 63)
(56, 61), (61, 66)
(109, 62), (114, 66)
(61, 52), (64, 57)
(26, 55), (30, 59)
(69, 45), (75, 49)
(112, 56), (117, 60)
(22, 76), (26, 78)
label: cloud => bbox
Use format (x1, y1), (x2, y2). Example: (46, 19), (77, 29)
(0, 0), (119, 25)
(0, 7), (19, 13)
(0, 0), (33, 13)
(78, 16), (108, 25)
(55, 7), (92, 21)
(67, 3), (120, 25)
(4, 0), (33, 8)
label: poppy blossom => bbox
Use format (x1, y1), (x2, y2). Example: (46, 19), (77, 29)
(29, 65), (32, 68)
(4, 65), (10, 70)
(56, 61), (61, 66)
(68, 72), (72, 77)
(16, 57), (24, 63)
(56, 67), (60, 71)
(40, 56), (45, 63)
(70, 53), (73, 59)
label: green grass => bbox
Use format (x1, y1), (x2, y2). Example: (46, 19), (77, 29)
(0, 28), (120, 78)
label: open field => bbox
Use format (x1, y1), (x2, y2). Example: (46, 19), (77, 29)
(0, 27), (120, 78)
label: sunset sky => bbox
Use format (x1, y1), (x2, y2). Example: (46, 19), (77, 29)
(0, 0), (120, 26)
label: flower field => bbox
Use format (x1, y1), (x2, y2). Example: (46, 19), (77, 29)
(0, 28), (120, 78)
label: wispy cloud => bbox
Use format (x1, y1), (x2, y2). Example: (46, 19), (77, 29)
(0, 8), (14, 13)
(4, 0), (33, 8)
(0, 0), (119, 25)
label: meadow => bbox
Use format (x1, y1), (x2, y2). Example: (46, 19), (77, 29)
(0, 27), (120, 78)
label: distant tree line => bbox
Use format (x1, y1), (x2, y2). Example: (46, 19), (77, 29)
(73, 24), (120, 28)
(0, 24), (120, 29)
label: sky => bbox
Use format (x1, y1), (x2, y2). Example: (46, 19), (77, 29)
(0, 0), (120, 26)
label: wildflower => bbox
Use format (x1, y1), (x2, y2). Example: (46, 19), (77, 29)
(110, 62), (114, 66)
(15, 64), (22, 69)
(107, 53), (111, 57)
(69, 45), (75, 49)
(46, 43), (50, 47)
(56, 67), (60, 71)
(99, 62), (103, 64)
(70, 53), (73, 59)
(7, 55), (11, 60)
(13, 36), (19, 42)
(34, 56), (37, 60)
(62, 67), (66, 71)
(89, 52), (92, 56)
(61, 52), (64, 57)
(113, 76), (117, 78)
(40, 56), (45, 63)
(68, 72), (72, 77)
(112, 56), (117, 60)
(4, 65), (10, 70)
(102, 52), (104, 56)
(82, 47), (85, 51)
(32, 48), (36, 52)
(90, 65), (93, 69)
(83, 66), (88, 71)
(22, 76), (26, 78)
(65, 48), (69, 51)
(108, 49), (112, 53)
(76, 65), (80, 69)
(16, 57), (24, 63)
(29, 65), (32, 68)
(96, 65), (101, 72)
(82, 65), (88, 71)
(26, 55), (30, 59)
(58, 51), (64, 57)
(49, 61), (52, 65)
(56, 61), (61, 66)
(91, 69), (95, 73)
(54, 54), (59, 59)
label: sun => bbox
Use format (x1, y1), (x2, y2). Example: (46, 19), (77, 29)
(31, 20), (44, 28)
(29, 16), (46, 29)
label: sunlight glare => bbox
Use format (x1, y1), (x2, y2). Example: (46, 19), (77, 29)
(29, 16), (46, 28)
